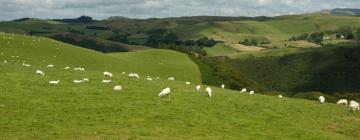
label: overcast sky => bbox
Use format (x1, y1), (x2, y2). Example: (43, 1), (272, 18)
(0, 0), (359, 21)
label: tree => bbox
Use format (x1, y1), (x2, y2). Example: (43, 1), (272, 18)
(355, 28), (360, 45)
(308, 32), (324, 44)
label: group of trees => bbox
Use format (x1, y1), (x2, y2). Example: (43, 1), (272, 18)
(239, 38), (271, 46)
(289, 27), (360, 45)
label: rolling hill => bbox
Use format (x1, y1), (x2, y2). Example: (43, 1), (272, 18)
(1, 32), (360, 139)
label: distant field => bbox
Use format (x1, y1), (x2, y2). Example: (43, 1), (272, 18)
(203, 44), (239, 56)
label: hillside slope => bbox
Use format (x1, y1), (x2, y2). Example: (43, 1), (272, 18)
(226, 47), (360, 95)
(1, 34), (360, 139)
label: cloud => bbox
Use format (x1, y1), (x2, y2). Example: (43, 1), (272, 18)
(0, 0), (359, 21)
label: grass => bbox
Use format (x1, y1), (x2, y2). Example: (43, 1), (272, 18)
(204, 43), (239, 56)
(1, 34), (360, 139)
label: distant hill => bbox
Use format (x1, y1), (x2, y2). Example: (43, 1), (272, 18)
(50, 33), (150, 53)
(330, 8), (360, 16)
(53, 15), (94, 24)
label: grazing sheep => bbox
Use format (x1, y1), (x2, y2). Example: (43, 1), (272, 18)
(337, 99), (348, 106)
(146, 77), (153, 81)
(278, 95), (283, 98)
(196, 85), (201, 91)
(319, 96), (325, 104)
(221, 84), (225, 89)
(240, 88), (247, 93)
(82, 78), (89, 82)
(36, 70), (44, 76)
(49, 80), (60, 85)
(102, 80), (112, 83)
(168, 77), (175, 81)
(349, 101), (360, 112)
(159, 87), (171, 97)
(3, 60), (7, 64)
(128, 73), (140, 79)
(186, 82), (191, 85)
(73, 67), (85, 71)
(47, 64), (54, 68)
(156, 77), (160, 79)
(249, 91), (255, 95)
(64, 67), (70, 70)
(206, 87), (212, 98)
(73, 80), (84, 84)
(113, 85), (122, 91)
(22, 63), (31, 67)
(103, 72), (113, 78)
(122, 72), (126, 75)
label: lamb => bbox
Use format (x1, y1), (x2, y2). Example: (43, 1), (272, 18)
(49, 80), (60, 85)
(221, 84), (225, 89)
(47, 64), (54, 68)
(103, 72), (113, 78)
(349, 101), (360, 112)
(146, 77), (153, 81)
(186, 82), (191, 85)
(64, 67), (70, 70)
(196, 85), (201, 91)
(73, 80), (84, 84)
(113, 85), (122, 91)
(36, 70), (44, 76)
(337, 99), (348, 106)
(319, 96), (325, 104)
(206, 87), (212, 98)
(249, 91), (255, 95)
(168, 77), (175, 81)
(128, 73), (140, 79)
(278, 95), (283, 98)
(240, 88), (247, 93)
(159, 87), (171, 97)
(102, 80), (112, 83)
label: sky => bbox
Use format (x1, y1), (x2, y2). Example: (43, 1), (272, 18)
(0, 0), (359, 21)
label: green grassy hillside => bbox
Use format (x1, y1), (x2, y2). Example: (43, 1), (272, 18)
(1, 33), (360, 139)
(226, 46), (360, 96)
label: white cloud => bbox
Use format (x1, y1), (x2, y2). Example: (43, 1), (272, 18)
(0, 0), (359, 21)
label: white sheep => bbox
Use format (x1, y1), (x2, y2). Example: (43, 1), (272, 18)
(240, 88), (247, 93)
(349, 101), (360, 112)
(168, 77), (175, 81)
(73, 80), (84, 84)
(146, 77), (153, 81)
(159, 87), (171, 97)
(249, 91), (255, 95)
(104, 71), (113, 78)
(206, 87), (212, 98)
(278, 95), (283, 98)
(221, 84), (225, 89)
(82, 78), (89, 82)
(196, 85), (201, 91)
(22, 63), (31, 67)
(49, 80), (60, 85)
(113, 85), (122, 91)
(186, 82), (191, 85)
(3, 60), (7, 64)
(47, 64), (54, 68)
(337, 99), (348, 106)
(64, 67), (70, 70)
(122, 72), (126, 75)
(36, 70), (44, 76)
(102, 80), (112, 83)
(319, 96), (325, 104)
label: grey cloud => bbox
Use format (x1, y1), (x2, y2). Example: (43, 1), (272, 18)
(0, 0), (359, 21)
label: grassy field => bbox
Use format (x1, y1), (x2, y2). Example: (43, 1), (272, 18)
(1, 33), (360, 139)
(203, 44), (239, 56)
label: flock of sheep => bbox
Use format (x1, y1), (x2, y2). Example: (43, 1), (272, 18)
(319, 96), (359, 112)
